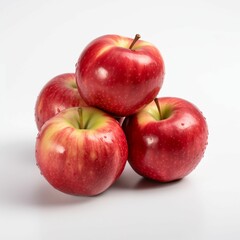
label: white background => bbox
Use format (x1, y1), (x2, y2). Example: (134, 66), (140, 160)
(1, 0), (240, 239)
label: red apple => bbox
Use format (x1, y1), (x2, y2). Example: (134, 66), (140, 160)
(35, 107), (128, 196)
(35, 73), (87, 131)
(123, 97), (208, 182)
(75, 34), (165, 116)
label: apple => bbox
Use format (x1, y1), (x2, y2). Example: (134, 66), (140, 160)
(35, 73), (87, 131)
(122, 97), (208, 182)
(75, 34), (165, 116)
(35, 106), (128, 196)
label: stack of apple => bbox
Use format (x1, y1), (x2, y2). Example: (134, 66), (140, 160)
(35, 34), (208, 196)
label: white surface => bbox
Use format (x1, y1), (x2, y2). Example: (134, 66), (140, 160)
(1, 0), (240, 239)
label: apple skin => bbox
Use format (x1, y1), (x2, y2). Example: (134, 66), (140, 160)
(122, 97), (208, 182)
(35, 107), (128, 196)
(75, 34), (165, 116)
(35, 73), (87, 131)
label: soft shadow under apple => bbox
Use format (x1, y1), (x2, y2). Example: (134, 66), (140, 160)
(32, 183), (94, 207)
(113, 163), (183, 191)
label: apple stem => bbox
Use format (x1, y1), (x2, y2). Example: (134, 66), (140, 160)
(129, 34), (141, 50)
(154, 98), (162, 120)
(78, 107), (83, 129)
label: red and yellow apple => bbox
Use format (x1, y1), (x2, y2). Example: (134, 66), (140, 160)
(75, 34), (165, 116)
(35, 107), (128, 196)
(35, 73), (87, 130)
(123, 97), (208, 182)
